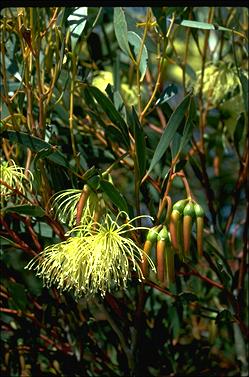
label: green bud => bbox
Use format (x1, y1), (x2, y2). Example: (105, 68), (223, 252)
(183, 202), (195, 218)
(173, 199), (188, 214)
(183, 202), (195, 257)
(146, 226), (161, 243)
(169, 210), (182, 251)
(157, 226), (169, 242)
(142, 226), (161, 276)
(194, 203), (204, 217)
(156, 226), (168, 283)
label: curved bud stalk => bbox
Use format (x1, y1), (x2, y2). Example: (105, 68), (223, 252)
(183, 201), (195, 257)
(156, 226), (169, 283)
(169, 199), (187, 251)
(142, 225), (161, 276)
(194, 203), (204, 257)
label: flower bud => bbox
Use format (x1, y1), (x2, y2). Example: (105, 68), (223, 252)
(194, 203), (204, 257)
(173, 199), (188, 213)
(165, 244), (175, 286)
(141, 226), (161, 276)
(156, 226), (169, 282)
(183, 201), (195, 257)
(169, 199), (187, 251)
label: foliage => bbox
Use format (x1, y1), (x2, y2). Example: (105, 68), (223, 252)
(0, 6), (248, 377)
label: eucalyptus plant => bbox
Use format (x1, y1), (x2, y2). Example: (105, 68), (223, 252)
(0, 6), (248, 377)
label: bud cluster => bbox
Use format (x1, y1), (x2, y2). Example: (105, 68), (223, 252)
(142, 198), (205, 286)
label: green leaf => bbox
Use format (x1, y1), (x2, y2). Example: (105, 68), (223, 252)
(125, 13), (157, 53)
(100, 179), (128, 213)
(1, 130), (69, 168)
(178, 292), (198, 303)
(179, 19), (230, 32)
(0, 235), (18, 247)
(234, 113), (245, 153)
(127, 31), (148, 81)
(172, 96), (196, 159)
(132, 107), (146, 182)
(239, 70), (248, 113)
(145, 94), (191, 178)
(105, 125), (127, 148)
(68, 7), (88, 51)
(33, 147), (54, 169)
(3, 205), (45, 217)
(113, 8), (130, 56)
(87, 86), (130, 148)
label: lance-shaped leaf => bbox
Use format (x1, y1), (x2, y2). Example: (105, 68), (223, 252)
(100, 179), (128, 214)
(88, 86), (130, 148)
(143, 94), (191, 180)
(131, 107), (146, 182)
(171, 96), (196, 160)
(68, 7), (88, 51)
(179, 19), (230, 32)
(1, 130), (69, 168)
(113, 7), (130, 56)
(3, 204), (45, 217)
(127, 31), (148, 81)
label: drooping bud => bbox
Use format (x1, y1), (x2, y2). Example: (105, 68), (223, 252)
(169, 199), (187, 251)
(156, 226), (169, 282)
(194, 203), (204, 257)
(141, 226), (161, 276)
(164, 233), (175, 286)
(183, 201), (195, 257)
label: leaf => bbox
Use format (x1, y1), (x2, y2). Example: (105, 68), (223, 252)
(132, 107), (146, 182)
(179, 19), (230, 32)
(239, 70), (248, 113)
(155, 84), (178, 106)
(105, 125), (127, 148)
(87, 86), (130, 148)
(172, 96), (196, 159)
(178, 292), (198, 303)
(33, 147), (54, 169)
(234, 113), (245, 153)
(3, 205), (45, 217)
(113, 8), (130, 56)
(1, 130), (69, 168)
(125, 13), (157, 53)
(100, 179), (128, 213)
(127, 31), (148, 81)
(68, 7), (88, 50)
(0, 235), (18, 247)
(144, 94), (191, 179)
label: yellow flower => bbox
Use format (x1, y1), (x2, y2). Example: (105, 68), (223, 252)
(192, 63), (243, 106)
(25, 212), (156, 299)
(0, 159), (32, 203)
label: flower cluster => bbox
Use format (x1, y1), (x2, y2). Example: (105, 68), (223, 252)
(192, 62), (243, 105)
(25, 212), (156, 299)
(142, 198), (205, 286)
(0, 158), (32, 204)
